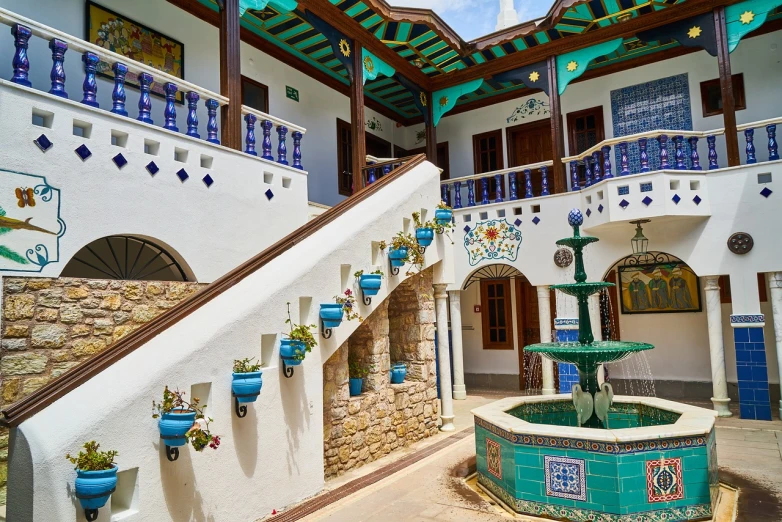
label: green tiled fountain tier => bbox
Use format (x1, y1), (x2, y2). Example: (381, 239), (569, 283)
(472, 396), (719, 522)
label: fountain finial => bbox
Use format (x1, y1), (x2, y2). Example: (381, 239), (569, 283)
(567, 208), (584, 227)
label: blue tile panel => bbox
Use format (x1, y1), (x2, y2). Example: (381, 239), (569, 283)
(733, 327), (772, 420)
(610, 74), (693, 172)
(556, 328), (579, 393)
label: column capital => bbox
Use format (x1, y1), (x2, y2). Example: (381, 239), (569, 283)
(447, 289), (461, 303)
(536, 285), (551, 297)
(433, 283), (448, 299)
(703, 275), (721, 291)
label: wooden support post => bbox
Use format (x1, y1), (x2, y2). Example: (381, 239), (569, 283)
(547, 56), (566, 193)
(714, 7), (740, 167)
(425, 92), (437, 165)
(219, 0), (242, 150)
(350, 42), (366, 191)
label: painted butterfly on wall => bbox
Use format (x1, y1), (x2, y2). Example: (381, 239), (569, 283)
(15, 187), (35, 208)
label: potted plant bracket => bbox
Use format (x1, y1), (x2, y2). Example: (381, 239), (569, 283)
(281, 302), (317, 377)
(66, 441), (118, 521)
(153, 387), (220, 461)
(232, 358), (263, 418)
(355, 270), (383, 305)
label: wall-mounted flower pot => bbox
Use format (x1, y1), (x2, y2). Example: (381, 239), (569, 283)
(416, 227), (434, 247)
(320, 303), (344, 328)
(232, 371), (262, 418)
(359, 274), (382, 296)
(391, 362), (407, 384)
(388, 247), (408, 267)
(75, 465), (117, 521)
(280, 339), (305, 366)
(158, 408), (196, 461)
(349, 378), (363, 396)
(435, 209), (453, 226)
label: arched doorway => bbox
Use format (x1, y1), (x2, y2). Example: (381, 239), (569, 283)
(61, 236), (191, 281)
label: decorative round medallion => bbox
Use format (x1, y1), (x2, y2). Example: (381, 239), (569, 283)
(419, 91), (427, 107)
(727, 232), (753, 254)
(363, 56), (374, 74)
(554, 248), (573, 268)
(338, 38), (351, 57)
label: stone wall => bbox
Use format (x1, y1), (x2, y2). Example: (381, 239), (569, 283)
(0, 277), (205, 504)
(322, 269), (439, 479)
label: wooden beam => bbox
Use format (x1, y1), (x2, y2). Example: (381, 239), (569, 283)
(425, 92), (437, 165)
(219, 0), (243, 150)
(714, 6), (740, 167)
(351, 43), (367, 191)
(547, 56), (566, 194)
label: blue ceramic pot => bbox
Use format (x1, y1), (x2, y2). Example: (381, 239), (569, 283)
(320, 303), (344, 328)
(388, 247), (408, 267)
(232, 371), (262, 403)
(349, 378), (363, 396)
(391, 363), (407, 384)
(416, 227), (434, 247)
(280, 339), (305, 365)
(359, 274), (382, 296)
(75, 465), (118, 510)
(435, 208), (453, 226)
(158, 409), (196, 447)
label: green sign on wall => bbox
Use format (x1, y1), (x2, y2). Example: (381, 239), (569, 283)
(286, 86), (299, 102)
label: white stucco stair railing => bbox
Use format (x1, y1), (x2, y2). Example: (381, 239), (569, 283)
(1, 154), (452, 521)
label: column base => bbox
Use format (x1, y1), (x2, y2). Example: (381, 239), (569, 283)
(439, 415), (455, 432)
(711, 397), (732, 417)
(453, 384), (467, 400)
(542, 387), (557, 396)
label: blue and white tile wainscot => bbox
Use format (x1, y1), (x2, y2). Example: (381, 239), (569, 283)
(730, 314), (772, 420)
(554, 318), (579, 394)
(472, 395), (718, 522)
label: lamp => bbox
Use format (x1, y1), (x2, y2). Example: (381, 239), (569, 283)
(629, 219), (651, 255)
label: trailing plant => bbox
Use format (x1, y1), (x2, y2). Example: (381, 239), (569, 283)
(152, 387), (220, 451)
(434, 202), (455, 238)
(335, 289), (363, 322)
(348, 358), (372, 379)
(378, 240), (387, 251)
(412, 211), (437, 231)
(233, 357), (261, 373)
(389, 231), (424, 275)
(354, 269), (384, 278)
(285, 302), (317, 361)
(436, 201), (452, 210)
(65, 441), (118, 471)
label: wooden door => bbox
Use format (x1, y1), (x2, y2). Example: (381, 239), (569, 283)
(515, 278), (542, 390)
(336, 119), (353, 196)
(566, 106), (605, 186)
(472, 129), (504, 199)
(480, 279), (514, 350)
(507, 120), (552, 197)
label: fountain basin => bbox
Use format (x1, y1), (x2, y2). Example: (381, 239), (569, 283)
(473, 395), (718, 521)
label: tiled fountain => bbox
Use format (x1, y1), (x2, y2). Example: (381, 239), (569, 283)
(473, 209), (719, 522)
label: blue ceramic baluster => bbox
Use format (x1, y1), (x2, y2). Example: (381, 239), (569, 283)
(601, 145), (612, 179)
(570, 161), (580, 191)
(745, 129), (756, 164)
(509, 171), (518, 200)
(707, 135), (719, 169)
(688, 137), (701, 170)
(768, 125), (779, 161)
(441, 184), (449, 205)
(11, 24), (32, 87)
(163, 82), (178, 131)
(523, 169), (533, 198)
(638, 138), (650, 172)
(206, 99), (219, 144)
(292, 131), (303, 169)
(48, 39), (67, 98)
(494, 174), (503, 203)
(658, 135), (670, 169)
(540, 166), (550, 196)
(261, 120), (273, 160)
(244, 113), (257, 156)
(583, 157), (593, 187)
(454, 181), (462, 209)
(185, 91), (200, 138)
(368, 168), (376, 184)
(619, 142), (630, 176)
(111, 62), (128, 116)
(276, 125), (288, 165)
(481, 178), (489, 205)
(81, 52), (99, 107)
(591, 151), (602, 182)
(674, 135), (686, 170)
(137, 72), (153, 124)
(467, 179), (476, 207)
(382, 163), (391, 177)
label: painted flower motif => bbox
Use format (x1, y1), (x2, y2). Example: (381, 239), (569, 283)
(485, 227), (499, 240)
(464, 219), (522, 266)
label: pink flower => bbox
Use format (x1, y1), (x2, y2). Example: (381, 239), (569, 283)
(344, 289), (352, 296)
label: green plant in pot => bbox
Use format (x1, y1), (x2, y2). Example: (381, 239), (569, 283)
(412, 211), (436, 248)
(281, 302), (317, 369)
(389, 231), (424, 275)
(66, 441), (118, 521)
(153, 386), (220, 461)
(232, 358), (263, 417)
(348, 359), (371, 396)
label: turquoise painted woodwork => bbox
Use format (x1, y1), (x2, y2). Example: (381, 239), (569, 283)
(239, 0), (297, 17)
(232, 371), (262, 403)
(726, 0), (782, 52)
(158, 409), (197, 447)
(556, 39), (623, 95)
(75, 465), (117, 511)
(432, 79), (484, 126)
(362, 49), (395, 84)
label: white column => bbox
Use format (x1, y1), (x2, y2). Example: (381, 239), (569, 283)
(704, 276), (732, 416)
(767, 272), (782, 419)
(434, 284), (455, 431)
(448, 290), (467, 400)
(588, 293), (605, 385)
(537, 285), (556, 395)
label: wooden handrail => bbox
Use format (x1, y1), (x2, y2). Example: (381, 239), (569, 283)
(361, 156), (417, 171)
(0, 155), (428, 427)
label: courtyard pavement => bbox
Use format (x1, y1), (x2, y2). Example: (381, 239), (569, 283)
(291, 392), (782, 522)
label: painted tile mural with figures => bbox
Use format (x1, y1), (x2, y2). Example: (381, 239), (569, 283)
(618, 261), (701, 314)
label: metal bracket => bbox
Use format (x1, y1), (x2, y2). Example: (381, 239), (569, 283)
(85, 509), (99, 521)
(361, 287), (372, 306)
(418, 245), (427, 254)
(232, 391), (259, 417)
(165, 445), (179, 462)
(321, 319), (333, 339)
(282, 360), (295, 378)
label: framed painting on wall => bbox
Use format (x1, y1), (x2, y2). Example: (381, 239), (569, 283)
(618, 262), (701, 314)
(85, 1), (185, 103)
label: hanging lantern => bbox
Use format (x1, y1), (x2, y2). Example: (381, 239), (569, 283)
(630, 219), (651, 255)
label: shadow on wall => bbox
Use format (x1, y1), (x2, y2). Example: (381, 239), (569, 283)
(158, 440), (214, 522)
(6, 429), (33, 522)
(231, 402), (259, 478)
(280, 364), (312, 478)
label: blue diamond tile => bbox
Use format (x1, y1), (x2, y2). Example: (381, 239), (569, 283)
(463, 225), (471, 233)
(672, 194), (681, 204)
(202, 174), (214, 188)
(619, 199), (629, 208)
(265, 188), (274, 200)
(586, 208), (592, 217)
(146, 161), (159, 175)
(760, 187), (772, 198)
(75, 144), (92, 161)
(514, 218), (521, 226)
(693, 195), (702, 205)
(598, 204), (603, 213)
(642, 196), (653, 206)
(176, 168), (189, 182)
(532, 216), (540, 225)
(112, 153), (127, 169)
(34, 134), (52, 152)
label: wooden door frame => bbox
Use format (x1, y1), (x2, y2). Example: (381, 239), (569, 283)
(479, 279), (514, 350)
(565, 106), (606, 157)
(514, 279), (558, 390)
(505, 119), (552, 167)
(240, 75), (269, 113)
(472, 129), (505, 174)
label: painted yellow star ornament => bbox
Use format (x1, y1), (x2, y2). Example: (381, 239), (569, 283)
(566, 60), (578, 72)
(339, 38), (350, 57)
(739, 11), (755, 25)
(528, 71), (540, 83)
(687, 26), (702, 39)
(363, 56), (374, 74)
(439, 96), (449, 107)
(419, 92), (427, 107)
